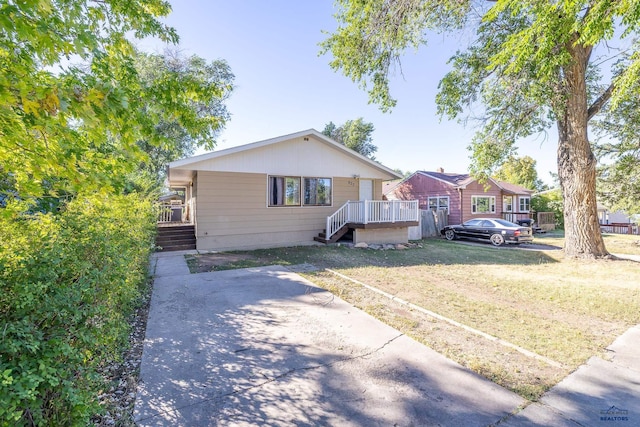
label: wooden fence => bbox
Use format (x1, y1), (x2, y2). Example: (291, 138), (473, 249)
(409, 209), (448, 239)
(537, 212), (556, 231)
(600, 223), (640, 235)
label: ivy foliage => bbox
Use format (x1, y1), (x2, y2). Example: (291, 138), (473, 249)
(0, 194), (156, 426)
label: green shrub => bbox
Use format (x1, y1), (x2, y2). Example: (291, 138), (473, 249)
(532, 189), (564, 230)
(0, 194), (156, 426)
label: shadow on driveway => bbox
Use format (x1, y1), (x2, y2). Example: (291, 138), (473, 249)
(134, 263), (525, 426)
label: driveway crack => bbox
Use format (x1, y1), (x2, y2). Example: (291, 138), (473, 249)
(135, 333), (404, 422)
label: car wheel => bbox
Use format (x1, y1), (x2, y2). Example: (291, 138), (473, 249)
(490, 233), (505, 246)
(444, 229), (456, 241)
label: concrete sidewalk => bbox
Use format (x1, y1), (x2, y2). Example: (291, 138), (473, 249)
(135, 252), (640, 426)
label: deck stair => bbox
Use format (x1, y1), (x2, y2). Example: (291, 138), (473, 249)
(314, 225), (351, 244)
(156, 225), (196, 252)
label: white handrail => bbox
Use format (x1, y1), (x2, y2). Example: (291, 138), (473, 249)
(326, 202), (351, 240)
(157, 202), (187, 223)
(325, 200), (419, 240)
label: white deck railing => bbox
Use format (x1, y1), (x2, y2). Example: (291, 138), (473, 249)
(157, 202), (188, 223)
(325, 200), (419, 240)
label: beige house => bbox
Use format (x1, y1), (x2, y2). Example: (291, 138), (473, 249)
(164, 129), (418, 251)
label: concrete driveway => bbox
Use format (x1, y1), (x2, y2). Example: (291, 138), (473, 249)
(135, 252), (640, 426)
(134, 254), (525, 426)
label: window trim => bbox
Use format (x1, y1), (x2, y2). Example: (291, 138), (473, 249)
(303, 177), (332, 206)
(268, 176), (333, 207)
(503, 195), (513, 213)
(519, 196), (531, 213)
(427, 196), (449, 214)
(268, 176), (301, 207)
(471, 195), (496, 214)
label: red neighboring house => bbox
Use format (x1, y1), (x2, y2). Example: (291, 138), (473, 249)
(384, 169), (534, 225)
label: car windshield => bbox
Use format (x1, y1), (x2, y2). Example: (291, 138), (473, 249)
(493, 219), (519, 227)
(463, 220), (482, 226)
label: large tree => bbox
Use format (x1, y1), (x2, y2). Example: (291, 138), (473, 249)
(322, 118), (378, 158)
(321, 0), (640, 259)
(0, 1), (232, 209)
(134, 49), (234, 188)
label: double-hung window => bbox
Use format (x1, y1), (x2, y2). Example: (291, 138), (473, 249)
(471, 195), (496, 214)
(503, 196), (513, 212)
(519, 196), (531, 212)
(269, 176), (332, 207)
(428, 196), (449, 213)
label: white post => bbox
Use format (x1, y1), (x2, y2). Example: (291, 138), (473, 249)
(326, 216), (331, 239)
(391, 200), (396, 223)
(363, 200), (369, 224)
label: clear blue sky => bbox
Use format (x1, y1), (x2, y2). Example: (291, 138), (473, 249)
(141, 0), (558, 184)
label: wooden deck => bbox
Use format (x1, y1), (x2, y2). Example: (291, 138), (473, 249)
(316, 200), (419, 244)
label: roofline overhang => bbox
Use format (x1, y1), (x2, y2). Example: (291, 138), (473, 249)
(168, 129), (402, 181)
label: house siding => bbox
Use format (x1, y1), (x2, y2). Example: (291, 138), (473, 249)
(461, 181), (503, 223)
(388, 173), (462, 224)
(195, 171), (365, 251)
(175, 135), (395, 180)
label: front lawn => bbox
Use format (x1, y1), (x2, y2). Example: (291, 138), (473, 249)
(534, 230), (640, 256)
(186, 234), (640, 401)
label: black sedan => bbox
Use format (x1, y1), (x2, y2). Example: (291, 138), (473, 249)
(441, 218), (533, 246)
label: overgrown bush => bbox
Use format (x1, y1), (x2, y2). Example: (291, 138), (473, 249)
(0, 194), (156, 426)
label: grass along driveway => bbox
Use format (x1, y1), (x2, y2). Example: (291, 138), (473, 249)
(186, 234), (640, 401)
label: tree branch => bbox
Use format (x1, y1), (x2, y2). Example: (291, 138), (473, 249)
(587, 82), (614, 121)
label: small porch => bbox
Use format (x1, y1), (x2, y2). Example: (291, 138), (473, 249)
(156, 189), (196, 251)
(315, 200), (419, 244)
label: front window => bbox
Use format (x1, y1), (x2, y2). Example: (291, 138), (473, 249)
(428, 196), (449, 213)
(471, 196), (496, 214)
(519, 197), (531, 212)
(269, 176), (332, 207)
(269, 176), (300, 206)
(304, 178), (332, 206)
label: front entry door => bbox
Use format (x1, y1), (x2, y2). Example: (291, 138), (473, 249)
(359, 179), (373, 201)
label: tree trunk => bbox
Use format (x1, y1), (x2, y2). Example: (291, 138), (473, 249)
(557, 44), (609, 259)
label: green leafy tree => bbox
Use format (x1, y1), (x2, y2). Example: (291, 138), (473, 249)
(393, 168), (413, 178)
(494, 156), (546, 191)
(0, 1), (233, 209)
(322, 118), (378, 158)
(133, 49), (234, 187)
(1, 0), (174, 204)
(0, 1), (234, 424)
(596, 159), (640, 217)
(593, 73), (640, 217)
(321, 0), (640, 259)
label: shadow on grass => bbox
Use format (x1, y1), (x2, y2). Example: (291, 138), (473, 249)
(189, 237), (561, 274)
